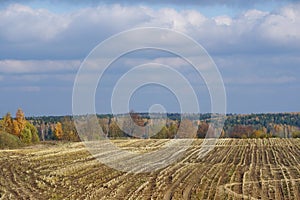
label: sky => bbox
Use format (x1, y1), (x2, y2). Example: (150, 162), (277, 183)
(0, 0), (300, 116)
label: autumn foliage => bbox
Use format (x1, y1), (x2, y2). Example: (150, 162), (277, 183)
(54, 122), (63, 140)
(54, 117), (80, 141)
(0, 108), (39, 147)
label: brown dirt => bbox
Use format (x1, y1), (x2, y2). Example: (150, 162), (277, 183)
(0, 138), (300, 200)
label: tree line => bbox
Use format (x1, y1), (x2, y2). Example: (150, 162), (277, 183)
(1, 110), (300, 147)
(29, 111), (300, 141)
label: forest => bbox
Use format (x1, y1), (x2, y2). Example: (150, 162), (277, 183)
(1, 109), (299, 147)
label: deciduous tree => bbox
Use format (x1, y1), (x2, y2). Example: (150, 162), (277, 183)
(25, 122), (39, 143)
(20, 127), (32, 144)
(177, 119), (197, 138)
(2, 113), (13, 134)
(11, 109), (26, 137)
(252, 130), (267, 138)
(61, 117), (79, 141)
(197, 122), (209, 138)
(109, 121), (125, 138)
(54, 122), (63, 140)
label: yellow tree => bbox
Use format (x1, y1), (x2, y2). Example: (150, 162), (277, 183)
(61, 117), (79, 141)
(12, 109), (27, 137)
(2, 112), (13, 134)
(12, 120), (21, 137)
(109, 120), (124, 138)
(252, 130), (266, 138)
(54, 122), (63, 140)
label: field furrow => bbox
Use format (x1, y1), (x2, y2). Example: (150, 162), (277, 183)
(0, 139), (299, 199)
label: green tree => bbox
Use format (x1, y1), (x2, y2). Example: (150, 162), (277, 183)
(20, 127), (32, 144)
(168, 122), (178, 138)
(152, 126), (168, 139)
(26, 122), (39, 143)
(99, 118), (110, 137)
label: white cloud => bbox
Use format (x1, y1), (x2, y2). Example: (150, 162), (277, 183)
(0, 3), (299, 58)
(185, 10), (207, 27)
(123, 57), (189, 69)
(0, 3), (299, 90)
(0, 2), (299, 115)
(0, 4), (70, 42)
(214, 15), (232, 26)
(242, 9), (268, 20)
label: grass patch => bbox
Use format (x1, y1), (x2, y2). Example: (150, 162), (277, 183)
(0, 131), (23, 149)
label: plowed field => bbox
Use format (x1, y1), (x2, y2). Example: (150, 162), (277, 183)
(0, 139), (300, 199)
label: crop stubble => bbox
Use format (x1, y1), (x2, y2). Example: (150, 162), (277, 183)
(0, 139), (299, 200)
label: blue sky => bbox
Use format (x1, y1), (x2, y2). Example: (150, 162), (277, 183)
(0, 0), (299, 116)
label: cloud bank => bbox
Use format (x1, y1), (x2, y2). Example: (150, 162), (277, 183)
(0, 3), (299, 115)
(0, 3), (299, 60)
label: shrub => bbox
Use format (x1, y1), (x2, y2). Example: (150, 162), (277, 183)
(0, 131), (22, 149)
(292, 131), (300, 138)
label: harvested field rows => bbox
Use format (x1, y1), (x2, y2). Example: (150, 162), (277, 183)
(0, 139), (300, 199)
